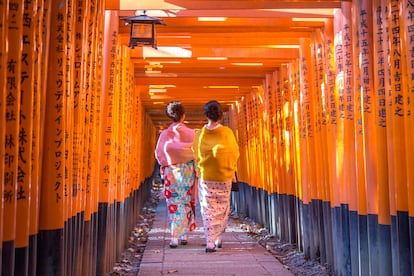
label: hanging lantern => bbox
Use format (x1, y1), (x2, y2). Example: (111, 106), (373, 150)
(122, 10), (164, 49)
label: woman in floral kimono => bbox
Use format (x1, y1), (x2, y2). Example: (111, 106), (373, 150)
(192, 100), (240, 253)
(155, 101), (197, 248)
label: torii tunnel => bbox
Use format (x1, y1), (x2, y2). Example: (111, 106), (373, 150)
(1, 0), (414, 275)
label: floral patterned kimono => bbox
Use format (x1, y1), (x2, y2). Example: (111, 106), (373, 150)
(155, 122), (197, 241)
(198, 179), (232, 249)
(162, 161), (197, 238)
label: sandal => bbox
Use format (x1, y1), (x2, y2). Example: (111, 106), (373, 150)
(169, 238), (178, 248)
(180, 235), (188, 245)
(205, 248), (216, 253)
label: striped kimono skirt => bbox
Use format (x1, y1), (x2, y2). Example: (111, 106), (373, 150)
(198, 179), (232, 249)
(162, 161), (197, 239)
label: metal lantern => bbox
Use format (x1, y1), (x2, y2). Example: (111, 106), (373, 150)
(122, 11), (164, 49)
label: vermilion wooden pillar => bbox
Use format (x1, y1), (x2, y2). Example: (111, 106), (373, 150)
(15, 0), (37, 275)
(2, 1), (23, 275)
(358, 1), (380, 275)
(28, 2), (47, 275)
(37, 1), (67, 275)
(332, 7), (345, 275)
(322, 18), (336, 268)
(299, 37), (314, 261)
(386, 1), (411, 275)
(0, 0), (8, 273)
(97, 9), (118, 275)
(401, 0), (414, 273)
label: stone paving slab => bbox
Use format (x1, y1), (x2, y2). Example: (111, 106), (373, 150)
(138, 200), (293, 276)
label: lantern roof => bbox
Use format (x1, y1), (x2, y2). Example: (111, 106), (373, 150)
(122, 11), (164, 25)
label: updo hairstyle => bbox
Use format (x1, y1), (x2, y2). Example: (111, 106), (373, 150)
(166, 101), (185, 122)
(203, 100), (223, 122)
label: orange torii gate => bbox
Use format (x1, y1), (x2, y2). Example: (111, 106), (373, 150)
(1, 1), (414, 275)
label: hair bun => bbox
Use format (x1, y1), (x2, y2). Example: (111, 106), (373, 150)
(204, 100), (223, 122)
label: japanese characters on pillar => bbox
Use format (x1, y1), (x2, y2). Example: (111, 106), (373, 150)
(16, 0), (36, 249)
(131, 92), (139, 188)
(333, 8), (343, 208)
(111, 44), (121, 203)
(289, 60), (302, 200)
(299, 42), (311, 141)
(324, 21), (337, 126)
(318, 27), (332, 204)
(85, 0), (98, 221)
(388, 0), (409, 214)
(93, 0), (104, 212)
(126, 50), (134, 195)
(116, 46), (127, 203)
(259, 87), (268, 191)
(244, 95), (254, 187)
(387, 2), (412, 274)
(250, 89), (261, 189)
(40, 0), (67, 230)
(236, 90), (247, 182)
(269, 73), (278, 192)
(323, 18), (337, 206)
(299, 38), (312, 205)
(90, 0), (104, 219)
(372, 0), (391, 223)
(274, 70), (284, 195)
(30, 0), (46, 240)
(64, 0), (74, 225)
(100, 10), (119, 204)
(359, 0), (378, 219)
(264, 75), (275, 193)
(252, 89), (260, 186)
(341, 2), (356, 209)
(312, 30), (328, 202)
(4, 0), (23, 243)
(350, 1), (365, 219)
(71, 0), (86, 221)
(281, 64), (294, 197)
(119, 47), (133, 196)
(313, 31), (326, 134)
(0, 0), (8, 250)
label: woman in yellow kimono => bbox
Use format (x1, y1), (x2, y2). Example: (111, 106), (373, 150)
(192, 100), (240, 253)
